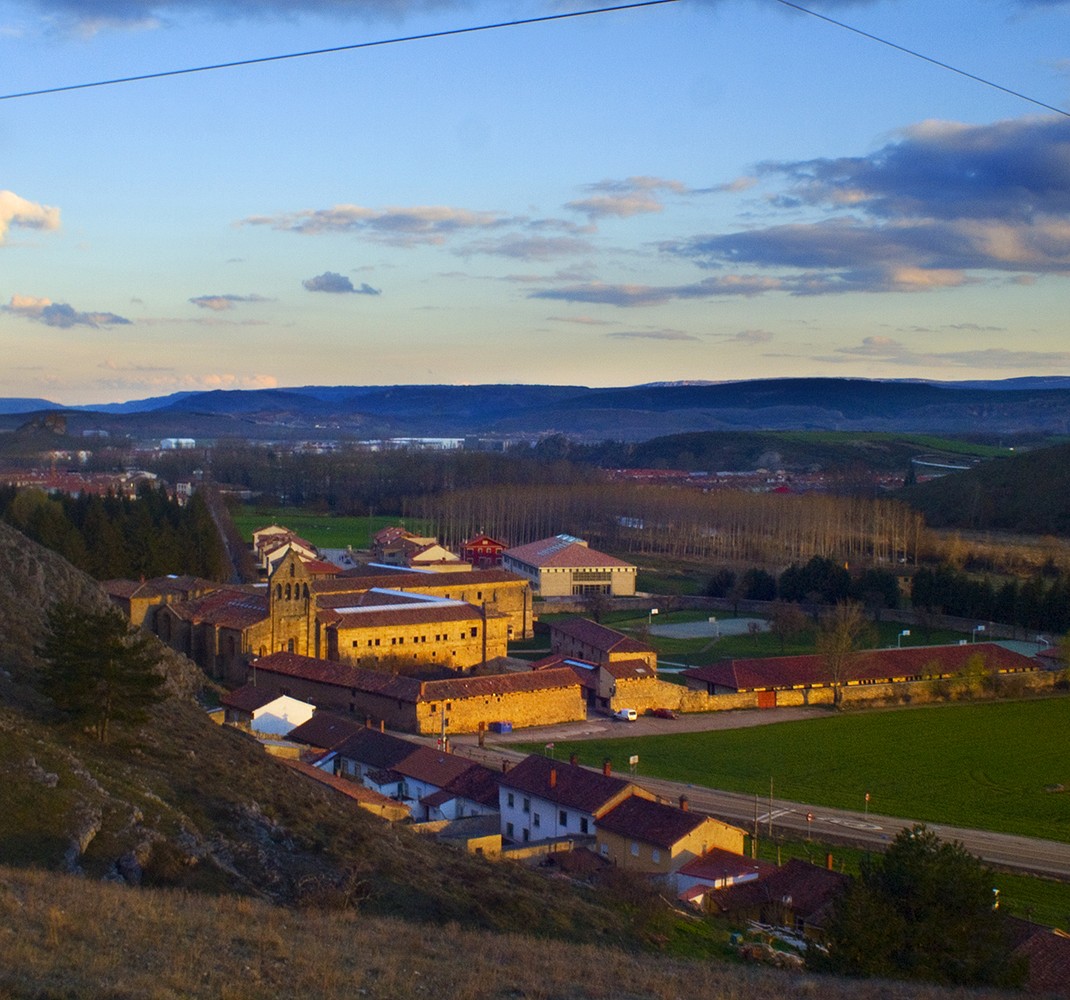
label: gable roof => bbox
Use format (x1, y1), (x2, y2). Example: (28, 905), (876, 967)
(280, 758), (411, 815)
(166, 588), (268, 629)
(285, 712), (367, 750)
(710, 859), (851, 926)
(252, 652), (423, 700)
(501, 754), (634, 814)
(332, 727), (421, 771)
(596, 796), (712, 849)
(220, 684), (283, 714)
(390, 746), (475, 788)
(550, 618), (653, 656)
(503, 535), (633, 570)
(677, 848), (776, 885)
(683, 642), (1038, 692)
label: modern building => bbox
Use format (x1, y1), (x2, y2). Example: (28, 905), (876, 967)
(501, 535), (637, 597)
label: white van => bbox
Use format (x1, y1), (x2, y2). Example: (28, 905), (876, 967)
(614, 708), (638, 722)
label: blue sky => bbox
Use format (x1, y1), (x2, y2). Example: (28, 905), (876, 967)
(2, 0), (1070, 405)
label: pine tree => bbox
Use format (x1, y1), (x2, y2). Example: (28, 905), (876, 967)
(38, 602), (166, 743)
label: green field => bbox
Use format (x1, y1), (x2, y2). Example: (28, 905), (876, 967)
(518, 698), (1070, 843)
(228, 506), (429, 550)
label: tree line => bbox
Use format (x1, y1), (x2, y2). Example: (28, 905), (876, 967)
(912, 562), (1070, 634)
(408, 483), (924, 568)
(0, 483), (229, 582)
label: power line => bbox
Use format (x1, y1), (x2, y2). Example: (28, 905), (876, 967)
(0, 0), (680, 102)
(774, 0), (1070, 118)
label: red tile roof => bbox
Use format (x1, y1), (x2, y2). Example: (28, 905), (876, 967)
(167, 588), (268, 629)
(503, 535), (633, 569)
(677, 848), (776, 885)
(603, 658), (657, 680)
(285, 712), (367, 750)
(391, 746), (475, 788)
(710, 859), (851, 927)
(684, 642), (1038, 692)
(501, 754), (634, 814)
(220, 684), (281, 713)
(551, 618), (653, 656)
(421, 666), (580, 700)
(318, 568), (523, 591)
(596, 795), (709, 849)
(332, 727), (422, 770)
(1008, 921), (1070, 997)
(253, 652), (422, 700)
(281, 758), (410, 813)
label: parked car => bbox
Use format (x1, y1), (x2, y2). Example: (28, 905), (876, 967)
(614, 708), (638, 722)
(650, 707), (677, 720)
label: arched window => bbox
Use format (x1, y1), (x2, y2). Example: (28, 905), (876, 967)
(303, 583), (309, 599)
(276, 584), (282, 600)
(285, 583), (291, 600)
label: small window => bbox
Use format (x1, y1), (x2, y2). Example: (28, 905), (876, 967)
(533, 812), (541, 828)
(507, 793), (514, 808)
(580, 818), (589, 834)
(559, 810), (567, 827)
(600, 842), (609, 856)
(522, 797), (530, 813)
(652, 849), (661, 864)
(630, 842), (639, 857)
(506, 822), (514, 839)
(471, 627), (479, 638)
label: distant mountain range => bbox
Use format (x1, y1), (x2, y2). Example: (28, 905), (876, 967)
(3, 377), (1070, 441)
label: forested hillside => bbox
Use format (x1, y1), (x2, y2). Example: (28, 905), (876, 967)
(899, 441), (1070, 535)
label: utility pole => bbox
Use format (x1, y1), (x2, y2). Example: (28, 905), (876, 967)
(768, 777), (774, 838)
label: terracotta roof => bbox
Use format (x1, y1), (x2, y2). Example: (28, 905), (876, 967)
(596, 795), (709, 849)
(301, 559), (341, 576)
(252, 652), (422, 700)
(1008, 921), (1070, 997)
(103, 575), (219, 601)
(317, 568), (524, 591)
(710, 859), (851, 927)
(683, 642), (1039, 692)
(501, 754), (633, 814)
(502, 535), (634, 570)
(677, 848), (776, 885)
(324, 603), (492, 631)
(530, 654), (599, 691)
(285, 712), (366, 750)
(551, 618), (653, 656)
(421, 666), (580, 700)
(603, 658), (657, 680)
(332, 727), (421, 770)
(391, 746), (475, 788)
(281, 758), (410, 814)
(167, 588), (268, 629)
(220, 684), (281, 713)
(441, 763), (502, 809)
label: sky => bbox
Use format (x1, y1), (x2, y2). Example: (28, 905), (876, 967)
(2, 0), (1070, 405)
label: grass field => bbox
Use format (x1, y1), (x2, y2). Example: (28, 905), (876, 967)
(228, 506), (429, 550)
(518, 698), (1070, 844)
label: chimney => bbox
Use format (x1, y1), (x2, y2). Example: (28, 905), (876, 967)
(679, 795), (689, 812)
(549, 768), (557, 789)
(826, 852), (834, 871)
(502, 760), (509, 773)
(380, 720), (385, 733)
(602, 757), (612, 777)
(569, 753), (578, 767)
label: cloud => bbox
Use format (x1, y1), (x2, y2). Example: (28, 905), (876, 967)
(547, 315), (615, 327)
(302, 271), (380, 294)
(662, 115), (1070, 294)
(94, 370), (280, 392)
(567, 176), (692, 222)
(456, 234), (593, 260)
(606, 329), (699, 341)
(244, 204), (519, 247)
(4, 294), (131, 328)
(727, 329), (774, 344)
(531, 274), (791, 307)
(0, 190), (60, 242)
(189, 293), (270, 311)
(825, 336), (1070, 369)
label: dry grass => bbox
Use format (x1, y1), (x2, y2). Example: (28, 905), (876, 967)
(0, 866), (1024, 1000)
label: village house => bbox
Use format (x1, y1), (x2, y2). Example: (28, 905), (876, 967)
(704, 857), (851, 940)
(281, 758), (411, 822)
(219, 685), (314, 736)
(501, 534), (637, 597)
(460, 533), (507, 569)
(674, 849), (776, 907)
(498, 754), (650, 845)
(594, 795), (746, 875)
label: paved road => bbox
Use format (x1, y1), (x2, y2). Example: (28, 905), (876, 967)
(449, 711), (1070, 880)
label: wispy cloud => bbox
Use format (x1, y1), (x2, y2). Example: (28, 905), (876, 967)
(456, 234), (593, 260)
(606, 329), (699, 341)
(825, 336), (1070, 369)
(726, 329), (775, 344)
(94, 368), (280, 392)
(244, 204), (520, 247)
(0, 190), (60, 242)
(4, 294), (130, 328)
(189, 293), (270, 311)
(566, 176), (691, 222)
(302, 271), (381, 294)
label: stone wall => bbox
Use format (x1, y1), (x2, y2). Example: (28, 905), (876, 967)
(414, 683), (587, 736)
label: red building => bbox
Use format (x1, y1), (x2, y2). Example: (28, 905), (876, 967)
(460, 533), (507, 569)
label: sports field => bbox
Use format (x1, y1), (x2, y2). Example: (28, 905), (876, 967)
(228, 507), (426, 550)
(525, 698), (1070, 843)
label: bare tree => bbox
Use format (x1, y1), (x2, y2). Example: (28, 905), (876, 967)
(815, 601), (874, 707)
